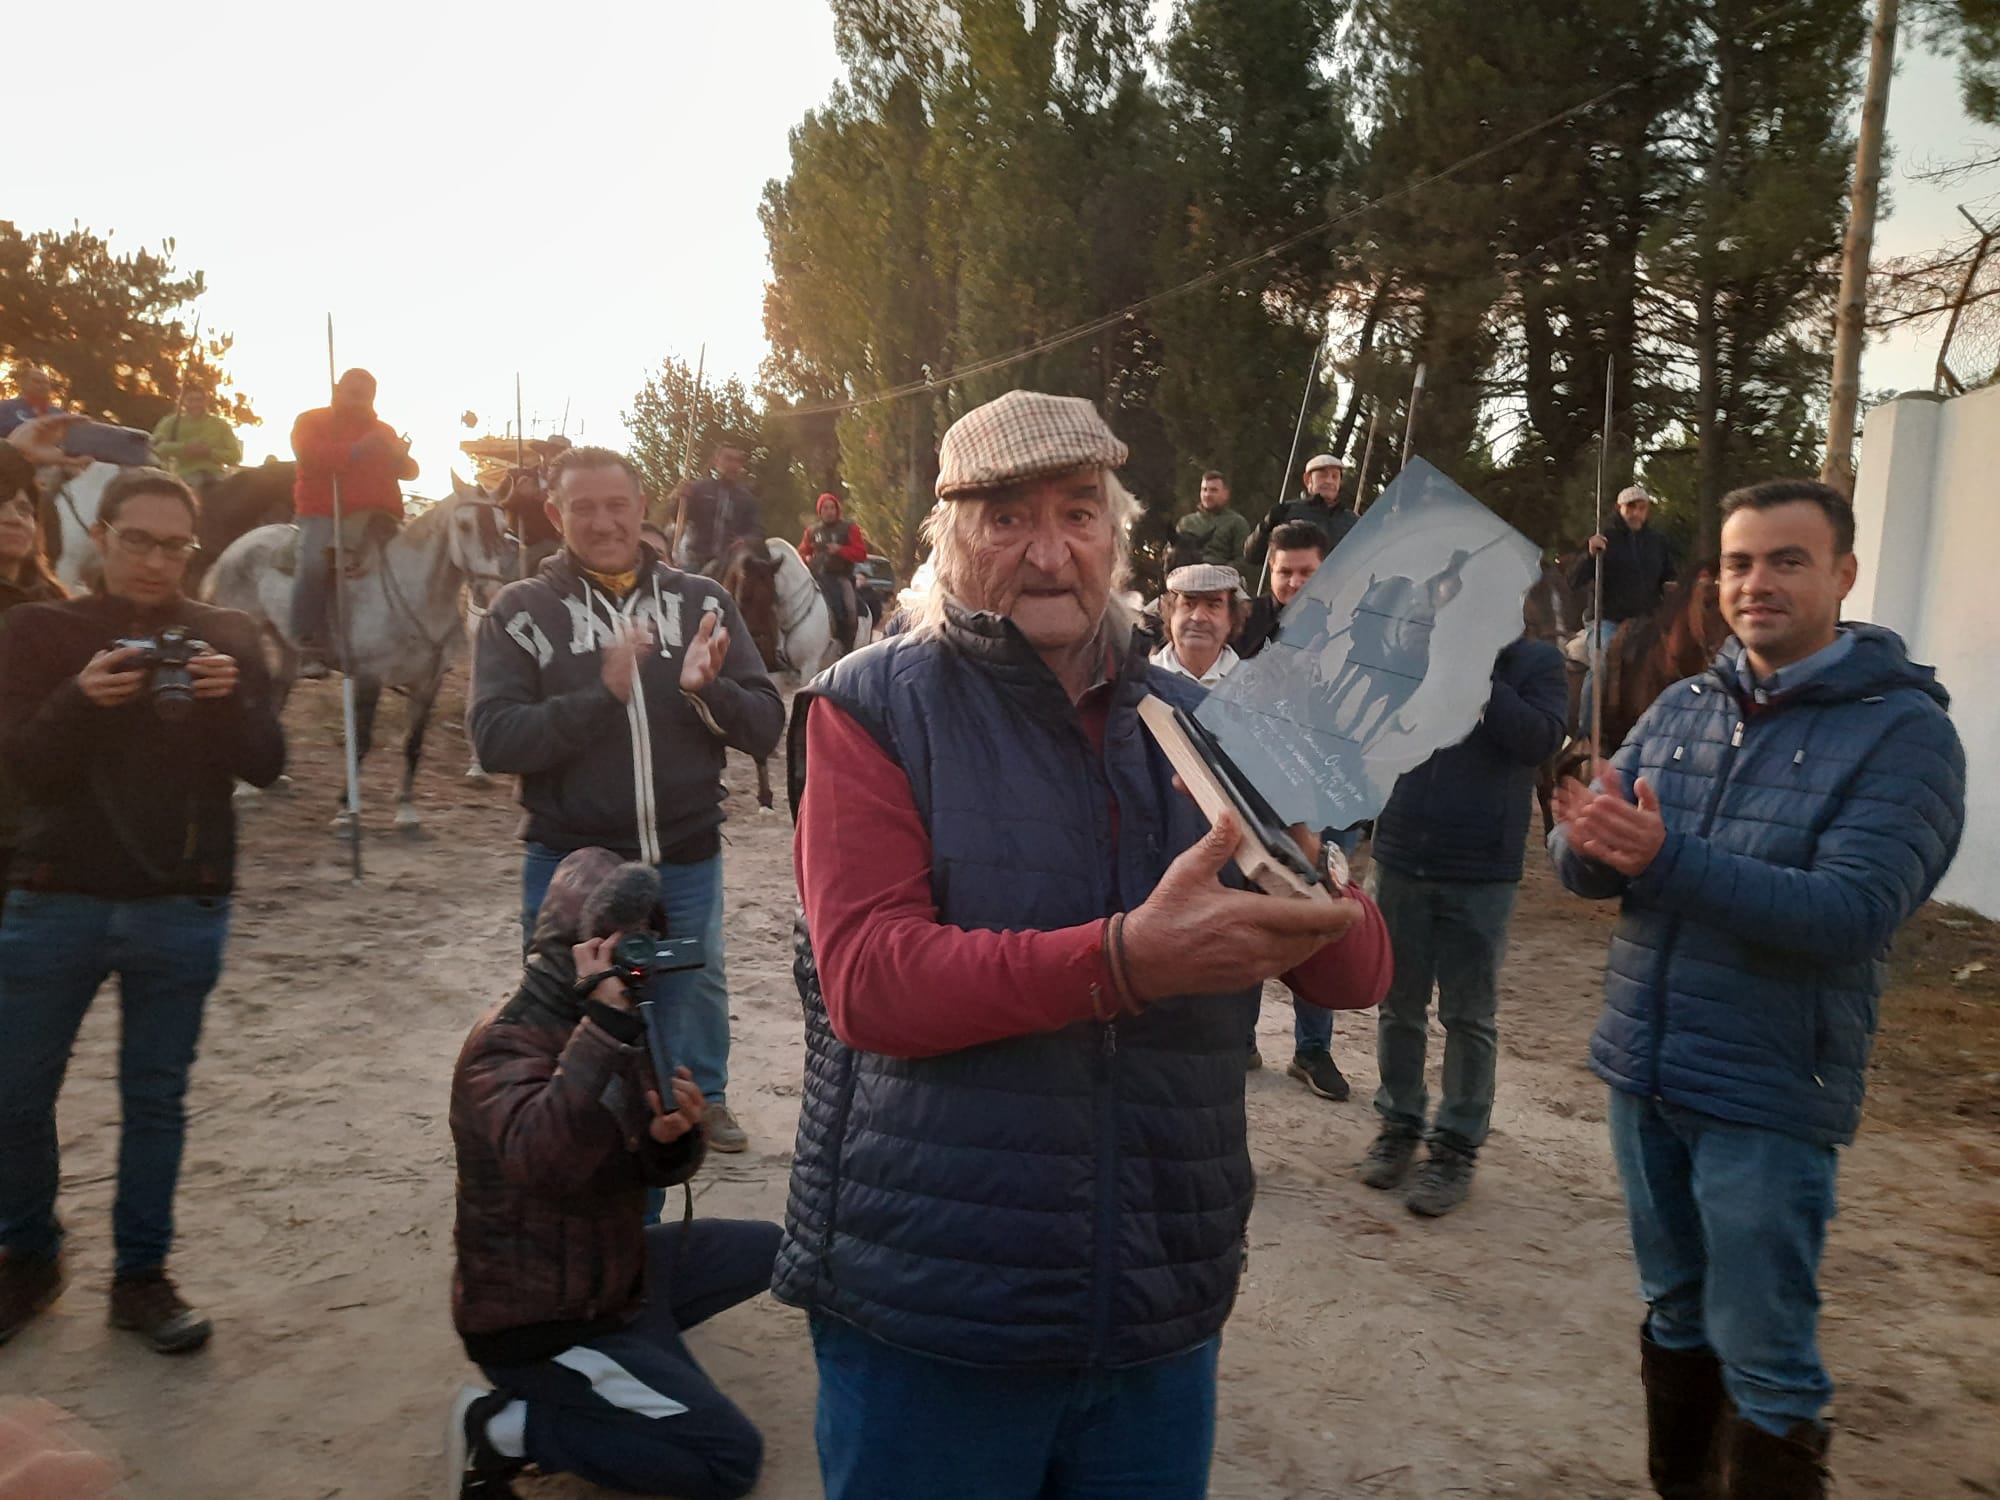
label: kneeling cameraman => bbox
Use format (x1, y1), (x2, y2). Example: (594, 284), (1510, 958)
(0, 467), (285, 1354)
(448, 848), (779, 1500)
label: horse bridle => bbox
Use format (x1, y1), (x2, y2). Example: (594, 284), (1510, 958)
(376, 498), (512, 652)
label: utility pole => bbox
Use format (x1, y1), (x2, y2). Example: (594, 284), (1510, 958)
(1823, 0), (1898, 492)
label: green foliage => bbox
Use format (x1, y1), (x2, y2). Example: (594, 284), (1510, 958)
(736, 0), (1886, 584)
(0, 221), (256, 430)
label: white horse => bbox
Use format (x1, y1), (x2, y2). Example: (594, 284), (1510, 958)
(718, 536), (878, 811)
(40, 463), (120, 593)
(202, 478), (515, 831)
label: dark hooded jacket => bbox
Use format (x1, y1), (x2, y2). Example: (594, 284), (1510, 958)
(451, 848), (707, 1366)
(1553, 626), (1965, 1146)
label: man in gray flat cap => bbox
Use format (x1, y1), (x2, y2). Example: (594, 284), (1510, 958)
(778, 388), (1392, 1498)
(1152, 562), (1246, 688)
(1244, 451), (1356, 581)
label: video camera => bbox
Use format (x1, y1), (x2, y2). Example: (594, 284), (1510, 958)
(111, 625), (209, 722)
(612, 935), (706, 1096)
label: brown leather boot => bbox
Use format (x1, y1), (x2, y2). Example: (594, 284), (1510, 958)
(0, 1250), (63, 1346)
(1641, 1324), (1726, 1498)
(1719, 1410), (1829, 1499)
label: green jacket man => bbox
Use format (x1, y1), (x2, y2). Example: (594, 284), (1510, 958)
(150, 390), (242, 482)
(1173, 470), (1249, 568)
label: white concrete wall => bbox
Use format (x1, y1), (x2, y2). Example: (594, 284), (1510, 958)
(1851, 385), (2000, 917)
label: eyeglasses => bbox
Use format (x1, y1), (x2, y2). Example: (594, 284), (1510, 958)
(104, 522), (200, 562)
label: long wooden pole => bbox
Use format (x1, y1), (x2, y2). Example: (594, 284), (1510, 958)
(1399, 363), (1426, 469)
(1590, 356), (1614, 756)
(672, 345), (707, 559)
(1354, 400), (1381, 513)
(1823, 0), (1898, 491)
(326, 315), (364, 882)
(1258, 330), (1327, 595)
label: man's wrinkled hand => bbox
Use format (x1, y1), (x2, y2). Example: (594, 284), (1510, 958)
(1121, 814), (1360, 1002)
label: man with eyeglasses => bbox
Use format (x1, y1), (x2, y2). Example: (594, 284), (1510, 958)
(0, 467), (286, 1355)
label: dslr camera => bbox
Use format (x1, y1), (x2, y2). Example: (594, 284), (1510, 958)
(111, 625), (209, 721)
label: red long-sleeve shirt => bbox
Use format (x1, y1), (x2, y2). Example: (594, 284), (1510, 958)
(798, 521), (869, 566)
(796, 694), (1392, 1060)
(290, 405), (419, 518)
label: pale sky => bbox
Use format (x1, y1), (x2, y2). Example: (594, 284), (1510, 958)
(15, 5), (1994, 493)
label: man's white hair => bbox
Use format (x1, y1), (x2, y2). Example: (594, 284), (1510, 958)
(914, 468), (1140, 645)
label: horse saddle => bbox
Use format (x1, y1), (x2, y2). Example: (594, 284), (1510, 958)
(272, 514), (399, 578)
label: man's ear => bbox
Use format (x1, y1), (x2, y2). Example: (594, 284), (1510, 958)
(544, 499), (563, 535)
(1835, 549), (1858, 603)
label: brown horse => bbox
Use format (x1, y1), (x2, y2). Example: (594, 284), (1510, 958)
(718, 537), (782, 810)
(1598, 564), (1728, 758)
(1526, 559), (1586, 836)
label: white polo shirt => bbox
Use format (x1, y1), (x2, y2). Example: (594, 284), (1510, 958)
(1150, 642), (1240, 688)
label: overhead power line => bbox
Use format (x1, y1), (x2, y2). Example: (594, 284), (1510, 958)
(770, 0), (1810, 424)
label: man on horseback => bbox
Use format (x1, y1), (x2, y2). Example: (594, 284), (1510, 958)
(1243, 452), (1356, 582)
(468, 445), (783, 1156)
(1570, 484), (1679, 731)
(1552, 480), (1965, 1499)
(797, 492), (868, 652)
(288, 368), (417, 678)
(498, 435), (569, 577)
(675, 444), (762, 580)
(150, 387), (242, 489)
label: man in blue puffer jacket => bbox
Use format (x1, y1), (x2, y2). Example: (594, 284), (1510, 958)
(1551, 479), (1965, 1500)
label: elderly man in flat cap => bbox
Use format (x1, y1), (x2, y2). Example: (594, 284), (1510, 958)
(779, 389), (1392, 1499)
(1244, 451), (1356, 582)
(1152, 561), (1246, 688)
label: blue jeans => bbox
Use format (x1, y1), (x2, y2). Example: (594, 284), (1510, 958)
(521, 844), (732, 1106)
(810, 1314), (1219, 1499)
(1371, 865), (1518, 1151)
(0, 891), (229, 1273)
(1248, 994), (1333, 1055)
(1607, 1089), (1839, 1435)
(1577, 618), (1618, 736)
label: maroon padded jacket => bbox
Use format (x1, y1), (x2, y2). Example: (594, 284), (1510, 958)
(450, 964), (705, 1366)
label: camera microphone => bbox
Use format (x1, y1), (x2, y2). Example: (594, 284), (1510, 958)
(581, 862), (665, 940)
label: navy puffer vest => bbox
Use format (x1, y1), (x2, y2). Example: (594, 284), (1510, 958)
(774, 608), (1260, 1369)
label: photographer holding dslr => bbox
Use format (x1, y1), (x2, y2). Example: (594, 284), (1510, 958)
(0, 468), (285, 1353)
(448, 848), (779, 1500)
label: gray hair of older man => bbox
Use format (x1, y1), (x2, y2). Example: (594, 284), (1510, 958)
(912, 468), (1143, 642)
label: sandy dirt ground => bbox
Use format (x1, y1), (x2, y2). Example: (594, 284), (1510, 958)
(3, 675), (1996, 1499)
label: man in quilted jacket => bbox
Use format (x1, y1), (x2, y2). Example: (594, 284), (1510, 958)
(1551, 479), (1965, 1500)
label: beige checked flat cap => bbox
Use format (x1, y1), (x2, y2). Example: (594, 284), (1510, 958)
(1165, 562), (1248, 599)
(935, 390), (1129, 499)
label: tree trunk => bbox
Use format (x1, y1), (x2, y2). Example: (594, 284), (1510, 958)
(1822, 0), (1898, 492)
(1333, 277), (1393, 457)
